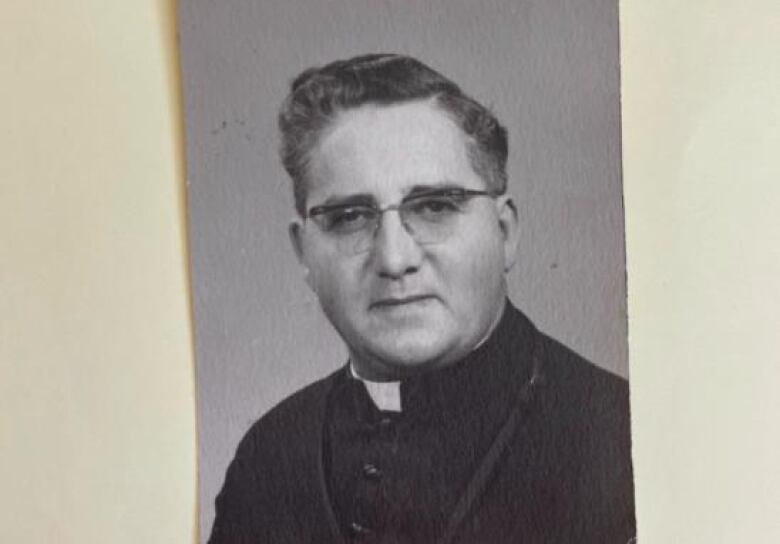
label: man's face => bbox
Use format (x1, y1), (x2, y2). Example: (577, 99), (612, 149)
(290, 99), (518, 380)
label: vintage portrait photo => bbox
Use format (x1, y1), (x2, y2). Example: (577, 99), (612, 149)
(178, 1), (635, 542)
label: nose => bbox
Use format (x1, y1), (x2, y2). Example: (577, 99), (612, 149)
(371, 209), (423, 279)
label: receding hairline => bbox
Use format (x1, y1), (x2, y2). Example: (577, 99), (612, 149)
(297, 96), (499, 201)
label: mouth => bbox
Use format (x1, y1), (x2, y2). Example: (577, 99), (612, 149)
(371, 294), (436, 308)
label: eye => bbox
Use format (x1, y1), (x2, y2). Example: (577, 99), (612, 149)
(321, 206), (375, 233)
(407, 195), (461, 220)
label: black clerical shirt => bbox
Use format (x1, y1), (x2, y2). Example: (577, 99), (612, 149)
(208, 302), (636, 544)
(325, 304), (536, 543)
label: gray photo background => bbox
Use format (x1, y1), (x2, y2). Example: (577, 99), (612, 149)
(178, 0), (625, 539)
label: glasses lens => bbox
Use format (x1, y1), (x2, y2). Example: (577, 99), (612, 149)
(310, 205), (376, 255)
(400, 194), (464, 244)
(313, 206), (376, 234)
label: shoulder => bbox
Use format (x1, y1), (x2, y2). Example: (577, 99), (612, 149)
(232, 367), (343, 460)
(504, 302), (630, 416)
(539, 333), (629, 402)
(533, 332), (632, 441)
(209, 368), (345, 542)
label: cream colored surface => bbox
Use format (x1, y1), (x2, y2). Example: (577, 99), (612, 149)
(622, 1), (780, 541)
(0, 1), (196, 543)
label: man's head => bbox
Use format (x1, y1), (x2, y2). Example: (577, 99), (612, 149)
(281, 54), (519, 380)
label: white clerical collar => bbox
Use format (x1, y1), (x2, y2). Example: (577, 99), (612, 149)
(349, 364), (402, 412)
(347, 305), (507, 413)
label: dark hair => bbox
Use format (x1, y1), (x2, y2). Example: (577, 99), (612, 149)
(278, 53), (508, 216)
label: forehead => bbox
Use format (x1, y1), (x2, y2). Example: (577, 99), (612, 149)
(306, 100), (483, 204)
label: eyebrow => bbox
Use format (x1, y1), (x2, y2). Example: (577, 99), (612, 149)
(405, 182), (465, 197)
(313, 193), (376, 209)
(310, 181), (467, 210)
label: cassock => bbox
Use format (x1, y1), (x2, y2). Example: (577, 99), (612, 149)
(208, 301), (636, 543)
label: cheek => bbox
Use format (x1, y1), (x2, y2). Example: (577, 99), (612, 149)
(441, 230), (505, 304)
(308, 257), (364, 310)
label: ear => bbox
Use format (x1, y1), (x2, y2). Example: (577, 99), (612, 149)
(495, 194), (520, 272)
(288, 218), (314, 290)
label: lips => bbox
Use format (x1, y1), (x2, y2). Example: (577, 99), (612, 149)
(370, 294), (436, 308)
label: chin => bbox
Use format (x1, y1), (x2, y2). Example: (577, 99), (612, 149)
(368, 331), (454, 370)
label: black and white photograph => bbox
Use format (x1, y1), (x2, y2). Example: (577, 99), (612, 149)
(178, 1), (635, 541)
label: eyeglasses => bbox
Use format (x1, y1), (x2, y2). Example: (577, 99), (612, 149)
(305, 187), (500, 255)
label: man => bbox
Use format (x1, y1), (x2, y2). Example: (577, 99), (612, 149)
(209, 54), (635, 543)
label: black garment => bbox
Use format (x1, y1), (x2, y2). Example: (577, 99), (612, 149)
(209, 303), (636, 543)
(325, 300), (537, 542)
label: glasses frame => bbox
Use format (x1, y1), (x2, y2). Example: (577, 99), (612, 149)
(303, 187), (502, 253)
